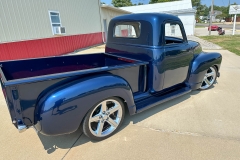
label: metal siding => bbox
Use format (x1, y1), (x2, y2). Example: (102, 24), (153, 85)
(0, 0), (101, 43)
(0, 44), (9, 60)
(0, 32), (103, 61)
(0, 9), (7, 42)
(15, 0), (33, 41)
(0, 0), (13, 42)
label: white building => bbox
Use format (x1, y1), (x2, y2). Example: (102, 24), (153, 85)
(120, 0), (196, 35)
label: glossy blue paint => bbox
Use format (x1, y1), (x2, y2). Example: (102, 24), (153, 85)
(0, 80), (16, 128)
(0, 53), (145, 82)
(0, 53), (145, 128)
(188, 52), (222, 89)
(106, 13), (194, 93)
(106, 13), (222, 92)
(0, 13), (222, 136)
(35, 75), (135, 135)
(136, 85), (191, 112)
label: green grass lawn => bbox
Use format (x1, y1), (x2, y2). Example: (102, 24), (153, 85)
(200, 35), (240, 56)
(195, 25), (206, 28)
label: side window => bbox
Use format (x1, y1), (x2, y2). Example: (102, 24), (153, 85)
(114, 22), (141, 38)
(164, 22), (184, 45)
(49, 11), (62, 35)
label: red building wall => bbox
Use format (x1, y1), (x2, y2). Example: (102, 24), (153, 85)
(0, 32), (103, 61)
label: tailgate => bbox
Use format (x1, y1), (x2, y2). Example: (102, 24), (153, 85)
(0, 67), (18, 129)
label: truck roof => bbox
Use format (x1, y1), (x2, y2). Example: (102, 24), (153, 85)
(111, 13), (181, 24)
(108, 13), (184, 46)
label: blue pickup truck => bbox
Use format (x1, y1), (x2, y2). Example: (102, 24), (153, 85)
(0, 13), (222, 141)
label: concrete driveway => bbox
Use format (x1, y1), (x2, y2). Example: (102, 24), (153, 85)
(1, 49), (240, 160)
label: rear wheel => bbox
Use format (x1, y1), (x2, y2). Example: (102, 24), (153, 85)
(199, 66), (217, 90)
(82, 97), (125, 141)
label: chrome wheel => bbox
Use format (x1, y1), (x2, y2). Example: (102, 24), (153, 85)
(200, 67), (217, 90)
(88, 99), (123, 138)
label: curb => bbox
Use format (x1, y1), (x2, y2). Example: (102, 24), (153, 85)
(225, 29), (240, 32)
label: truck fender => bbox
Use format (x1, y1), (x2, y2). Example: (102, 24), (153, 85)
(34, 74), (135, 136)
(188, 52), (222, 90)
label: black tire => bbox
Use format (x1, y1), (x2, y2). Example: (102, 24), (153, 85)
(199, 66), (217, 90)
(82, 97), (125, 141)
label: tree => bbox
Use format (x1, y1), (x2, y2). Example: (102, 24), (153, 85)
(191, 0), (202, 18)
(202, 5), (210, 16)
(149, 0), (179, 3)
(191, 0), (200, 8)
(112, 0), (133, 7)
(133, 2), (144, 6)
(191, 0), (211, 21)
(212, 5), (232, 19)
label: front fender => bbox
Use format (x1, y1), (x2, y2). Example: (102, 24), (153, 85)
(35, 74), (135, 136)
(188, 52), (222, 90)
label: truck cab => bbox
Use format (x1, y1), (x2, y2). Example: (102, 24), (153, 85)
(106, 13), (208, 93)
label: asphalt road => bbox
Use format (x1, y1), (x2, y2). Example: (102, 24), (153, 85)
(196, 23), (240, 30)
(194, 28), (240, 36)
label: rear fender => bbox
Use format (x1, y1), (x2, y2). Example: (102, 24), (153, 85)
(35, 74), (135, 136)
(188, 52), (222, 90)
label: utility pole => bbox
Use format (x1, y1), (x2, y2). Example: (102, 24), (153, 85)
(228, 0), (231, 16)
(209, 0), (214, 35)
(233, 14), (237, 35)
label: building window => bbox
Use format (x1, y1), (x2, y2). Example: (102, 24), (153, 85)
(49, 11), (63, 35)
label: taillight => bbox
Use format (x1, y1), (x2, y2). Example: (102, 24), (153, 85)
(118, 57), (135, 63)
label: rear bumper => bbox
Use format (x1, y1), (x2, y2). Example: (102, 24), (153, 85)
(13, 120), (28, 133)
(18, 124), (27, 133)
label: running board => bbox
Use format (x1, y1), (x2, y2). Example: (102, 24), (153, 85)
(136, 87), (191, 113)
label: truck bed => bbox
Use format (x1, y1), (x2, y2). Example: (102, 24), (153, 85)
(0, 53), (148, 128)
(0, 53), (147, 85)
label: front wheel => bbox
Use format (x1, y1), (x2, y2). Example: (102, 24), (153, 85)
(82, 97), (125, 141)
(199, 66), (217, 90)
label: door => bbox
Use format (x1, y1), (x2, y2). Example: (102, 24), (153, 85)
(103, 19), (108, 42)
(162, 22), (193, 89)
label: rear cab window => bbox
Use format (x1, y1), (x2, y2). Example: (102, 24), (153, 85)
(114, 22), (141, 38)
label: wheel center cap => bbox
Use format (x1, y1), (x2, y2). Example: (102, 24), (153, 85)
(102, 115), (108, 120)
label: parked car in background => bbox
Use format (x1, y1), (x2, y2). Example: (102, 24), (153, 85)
(208, 25), (219, 31)
(217, 27), (225, 35)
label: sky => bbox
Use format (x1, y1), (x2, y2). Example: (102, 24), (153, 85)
(101, 0), (240, 7)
